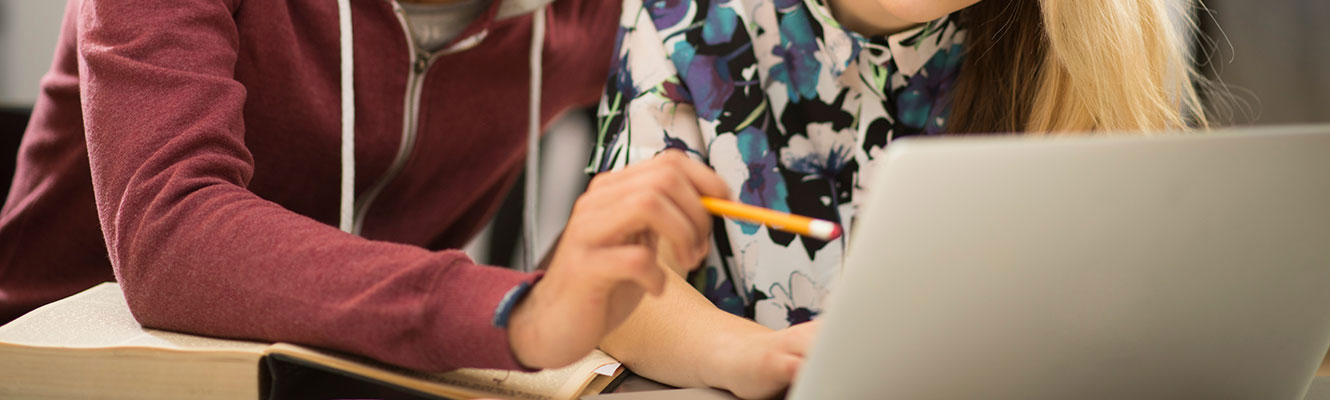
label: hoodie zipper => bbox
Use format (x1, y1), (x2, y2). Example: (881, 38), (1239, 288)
(351, 4), (482, 235)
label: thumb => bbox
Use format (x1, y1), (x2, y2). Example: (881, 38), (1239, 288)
(780, 320), (821, 356)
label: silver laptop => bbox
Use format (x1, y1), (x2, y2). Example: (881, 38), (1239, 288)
(789, 125), (1330, 399)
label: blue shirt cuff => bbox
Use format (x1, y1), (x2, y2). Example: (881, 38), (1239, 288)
(492, 280), (534, 329)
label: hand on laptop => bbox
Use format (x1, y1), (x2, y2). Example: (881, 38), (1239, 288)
(508, 151), (729, 369)
(714, 320), (820, 399)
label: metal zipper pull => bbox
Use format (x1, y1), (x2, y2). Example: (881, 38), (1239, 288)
(414, 54), (429, 73)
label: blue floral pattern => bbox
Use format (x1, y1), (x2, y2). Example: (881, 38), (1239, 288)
(590, 0), (965, 329)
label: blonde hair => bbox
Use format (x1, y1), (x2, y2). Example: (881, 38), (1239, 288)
(948, 0), (1210, 134)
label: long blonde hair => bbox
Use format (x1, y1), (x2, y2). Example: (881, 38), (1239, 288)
(948, 0), (1210, 134)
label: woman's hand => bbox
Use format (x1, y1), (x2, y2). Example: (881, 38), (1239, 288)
(507, 151), (729, 369)
(709, 320), (821, 399)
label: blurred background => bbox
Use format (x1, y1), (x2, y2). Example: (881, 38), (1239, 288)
(1, 1), (1327, 267)
(1194, 0), (1330, 126)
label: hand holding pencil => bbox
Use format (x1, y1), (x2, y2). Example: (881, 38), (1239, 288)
(510, 150), (841, 370)
(510, 151), (729, 368)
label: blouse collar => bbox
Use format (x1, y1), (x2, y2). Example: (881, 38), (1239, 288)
(800, 0), (964, 79)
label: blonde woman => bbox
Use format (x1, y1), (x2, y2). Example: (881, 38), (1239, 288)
(587, 0), (1208, 397)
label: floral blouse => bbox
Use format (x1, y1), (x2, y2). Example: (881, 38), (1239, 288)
(589, 0), (965, 329)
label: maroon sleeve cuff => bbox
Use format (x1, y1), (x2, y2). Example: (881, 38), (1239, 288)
(420, 254), (544, 371)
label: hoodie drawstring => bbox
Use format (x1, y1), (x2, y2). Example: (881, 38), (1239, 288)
(336, 1), (547, 272)
(522, 5), (547, 272)
(337, 0), (356, 234)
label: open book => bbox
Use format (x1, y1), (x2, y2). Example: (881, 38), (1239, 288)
(0, 283), (623, 399)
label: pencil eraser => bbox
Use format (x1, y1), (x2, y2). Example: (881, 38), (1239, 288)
(809, 220), (842, 241)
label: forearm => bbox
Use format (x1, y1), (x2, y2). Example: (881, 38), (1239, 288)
(107, 183), (535, 372)
(599, 268), (770, 389)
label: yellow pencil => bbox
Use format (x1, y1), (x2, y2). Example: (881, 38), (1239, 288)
(700, 197), (843, 241)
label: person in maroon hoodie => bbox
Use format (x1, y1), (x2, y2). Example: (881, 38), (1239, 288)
(0, 0), (731, 373)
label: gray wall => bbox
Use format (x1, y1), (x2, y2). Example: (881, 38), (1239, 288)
(1202, 0), (1330, 125)
(0, 1), (65, 108)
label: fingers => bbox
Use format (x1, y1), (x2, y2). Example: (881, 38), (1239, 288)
(576, 185), (700, 264)
(640, 151), (727, 257)
(589, 151), (726, 258)
(773, 352), (801, 384)
(635, 192), (703, 263)
(655, 150), (730, 199)
(643, 167), (711, 244)
(779, 320), (821, 356)
(736, 345), (801, 399)
(590, 153), (714, 239)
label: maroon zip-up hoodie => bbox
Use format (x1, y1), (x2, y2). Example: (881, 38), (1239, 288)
(0, 0), (616, 371)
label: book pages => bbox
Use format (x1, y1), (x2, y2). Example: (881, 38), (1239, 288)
(0, 283), (268, 354)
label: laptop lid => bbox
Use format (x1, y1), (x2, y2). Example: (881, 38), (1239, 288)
(790, 126), (1330, 399)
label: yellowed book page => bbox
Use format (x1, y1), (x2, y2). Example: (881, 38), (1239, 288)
(267, 343), (623, 400)
(0, 283), (265, 400)
(581, 372), (621, 397)
(430, 350), (622, 399)
(0, 345), (261, 400)
(0, 282), (268, 355)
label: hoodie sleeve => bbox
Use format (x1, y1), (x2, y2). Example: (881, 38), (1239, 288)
(76, 0), (534, 372)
